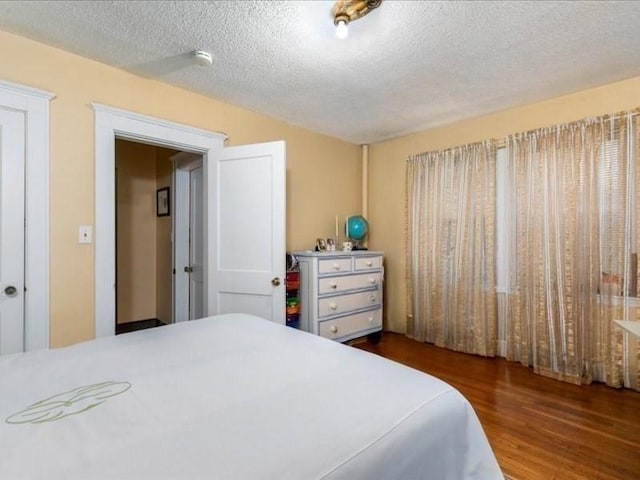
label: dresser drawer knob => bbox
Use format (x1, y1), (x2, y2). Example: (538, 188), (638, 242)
(329, 302), (338, 311)
(369, 295), (376, 302)
(369, 277), (376, 284)
(366, 260), (373, 267)
(368, 316), (373, 323)
(333, 263), (341, 270)
(330, 325), (338, 333)
(330, 282), (338, 289)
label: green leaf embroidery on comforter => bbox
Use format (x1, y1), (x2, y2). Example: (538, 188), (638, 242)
(6, 381), (131, 424)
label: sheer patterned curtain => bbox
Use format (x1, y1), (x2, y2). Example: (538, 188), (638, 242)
(406, 142), (497, 356)
(504, 111), (640, 390)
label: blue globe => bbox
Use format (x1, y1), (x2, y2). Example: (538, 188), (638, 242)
(346, 215), (369, 242)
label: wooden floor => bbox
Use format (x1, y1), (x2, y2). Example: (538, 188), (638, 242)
(115, 318), (166, 335)
(355, 333), (640, 480)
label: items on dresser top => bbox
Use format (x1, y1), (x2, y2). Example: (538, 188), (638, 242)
(292, 250), (383, 343)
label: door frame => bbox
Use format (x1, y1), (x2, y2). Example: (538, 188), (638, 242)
(171, 151), (203, 323)
(0, 80), (54, 352)
(93, 104), (227, 338)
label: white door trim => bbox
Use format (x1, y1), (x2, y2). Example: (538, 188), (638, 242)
(93, 104), (227, 338)
(0, 80), (54, 351)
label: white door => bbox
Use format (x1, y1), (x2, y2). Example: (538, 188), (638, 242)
(172, 153), (203, 322)
(0, 107), (25, 355)
(189, 166), (204, 320)
(210, 141), (286, 323)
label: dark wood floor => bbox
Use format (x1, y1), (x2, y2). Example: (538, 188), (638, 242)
(355, 333), (640, 480)
(115, 318), (166, 335)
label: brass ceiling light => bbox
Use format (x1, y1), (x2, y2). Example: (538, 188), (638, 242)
(332, 0), (382, 39)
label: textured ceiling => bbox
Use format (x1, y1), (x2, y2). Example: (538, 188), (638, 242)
(0, 1), (639, 144)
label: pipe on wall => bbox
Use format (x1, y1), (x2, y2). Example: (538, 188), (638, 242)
(362, 144), (369, 219)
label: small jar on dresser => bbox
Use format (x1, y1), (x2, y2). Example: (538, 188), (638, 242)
(291, 250), (383, 343)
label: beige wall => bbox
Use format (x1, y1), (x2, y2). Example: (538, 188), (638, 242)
(8, 26), (635, 344)
(115, 141), (175, 326)
(115, 140), (158, 324)
(155, 148), (175, 324)
(0, 30), (361, 347)
(369, 75), (640, 333)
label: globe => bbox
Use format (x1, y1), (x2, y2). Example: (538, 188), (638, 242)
(346, 215), (369, 242)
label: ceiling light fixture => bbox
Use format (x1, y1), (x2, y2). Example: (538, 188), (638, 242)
(191, 50), (213, 67)
(335, 15), (349, 39)
(331, 0), (382, 39)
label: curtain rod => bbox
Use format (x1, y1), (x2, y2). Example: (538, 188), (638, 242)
(410, 109), (639, 159)
(496, 110), (640, 148)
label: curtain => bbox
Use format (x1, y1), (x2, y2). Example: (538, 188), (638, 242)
(406, 142), (497, 357)
(504, 111), (640, 390)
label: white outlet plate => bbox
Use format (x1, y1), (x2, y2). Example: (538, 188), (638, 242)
(79, 225), (92, 244)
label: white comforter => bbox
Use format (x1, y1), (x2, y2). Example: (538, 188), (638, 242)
(0, 314), (503, 479)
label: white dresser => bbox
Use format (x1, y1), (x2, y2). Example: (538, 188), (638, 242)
(292, 250), (383, 343)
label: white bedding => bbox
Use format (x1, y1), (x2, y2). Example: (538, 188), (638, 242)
(0, 314), (503, 479)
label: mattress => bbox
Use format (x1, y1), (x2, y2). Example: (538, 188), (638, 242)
(0, 314), (503, 479)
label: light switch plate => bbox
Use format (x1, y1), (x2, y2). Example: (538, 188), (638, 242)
(79, 225), (92, 244)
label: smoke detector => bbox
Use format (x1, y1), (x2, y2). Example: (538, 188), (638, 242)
(191, 50), (213, 67)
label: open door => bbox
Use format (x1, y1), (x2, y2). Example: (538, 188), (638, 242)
(189, 165), (205, 320)
(208, 141), (285, 324)
(173, 152), (205, 323)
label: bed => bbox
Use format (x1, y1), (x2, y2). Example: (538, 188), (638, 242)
(0, 314), (503, 479)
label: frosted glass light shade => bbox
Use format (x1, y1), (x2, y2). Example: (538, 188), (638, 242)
(335, 20), (348, 39)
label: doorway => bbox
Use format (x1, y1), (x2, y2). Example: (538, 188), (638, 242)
(93, 104), (226, 338)
(114, 139), (182, 334)
(93, 104), (286, 339)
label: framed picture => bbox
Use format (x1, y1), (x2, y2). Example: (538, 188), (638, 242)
(156, 187), (170, 217)
(326, 238), (335, 251)
(315, 238), (327, 251)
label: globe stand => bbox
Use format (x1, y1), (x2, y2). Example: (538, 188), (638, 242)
(352, 242), (368, 251)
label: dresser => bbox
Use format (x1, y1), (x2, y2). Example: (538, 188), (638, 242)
(292, 250), (383, 343)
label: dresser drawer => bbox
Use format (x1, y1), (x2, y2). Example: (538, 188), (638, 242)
(318, 272), (381, 295)
(318, 290), (380, 317)
(292, 250), (384, 343)
(318, 258), (352, 274)
(319, 309), (382, 340)
(354, 255), (382, 271)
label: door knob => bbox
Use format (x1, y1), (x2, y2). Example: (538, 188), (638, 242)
(184, 266), (193, 273)
(271, 277), (281, 287)
(4, 286), (17, 297)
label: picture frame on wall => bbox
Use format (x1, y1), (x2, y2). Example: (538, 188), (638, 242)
(156, 187), (170, 217)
